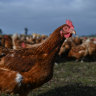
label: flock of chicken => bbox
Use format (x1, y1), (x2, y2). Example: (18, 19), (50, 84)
(59, 36), (96, 62)
(0, 20), (95, 96)
(0, 33), (95, 62)
(0, 33), (48, 58)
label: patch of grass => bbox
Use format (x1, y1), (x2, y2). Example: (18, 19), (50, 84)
(2, 61), (96, 96)
(30, 61), (96, 96)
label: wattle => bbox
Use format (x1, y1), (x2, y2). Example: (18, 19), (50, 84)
(64, 33), (72, 38)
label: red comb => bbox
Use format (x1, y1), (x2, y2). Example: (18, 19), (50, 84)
(66, 20), (74, 29)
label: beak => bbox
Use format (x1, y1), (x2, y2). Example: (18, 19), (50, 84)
(71, 30), (76, 35)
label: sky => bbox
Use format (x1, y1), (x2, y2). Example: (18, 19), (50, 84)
(0, 0), (96, 36)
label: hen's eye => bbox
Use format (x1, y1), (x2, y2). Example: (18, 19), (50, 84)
(63, 26), (69, 31)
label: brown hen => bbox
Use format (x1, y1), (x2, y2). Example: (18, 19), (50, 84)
(0, 20), (76, 96)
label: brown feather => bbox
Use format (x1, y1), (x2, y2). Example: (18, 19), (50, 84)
(0, 24), (74, 95)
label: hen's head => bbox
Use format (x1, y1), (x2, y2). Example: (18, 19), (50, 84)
(60, 20), (76, 38)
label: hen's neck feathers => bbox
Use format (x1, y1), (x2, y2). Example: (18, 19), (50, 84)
(33, 24), (66, 54)
(22, 24), (66, 87)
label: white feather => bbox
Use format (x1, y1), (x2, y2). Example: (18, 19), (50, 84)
(16, 73), (23, 86)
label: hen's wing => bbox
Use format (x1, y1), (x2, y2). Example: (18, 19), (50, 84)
(0, 44), (45, 72)
(0, 67), (23, 93)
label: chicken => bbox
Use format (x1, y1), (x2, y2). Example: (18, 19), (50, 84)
(59, 36), (82, 57)
(68, 38), (96, 61)
(68, 44), (88, 61)
(12, 34), (34, 49)
(86, 39), (96, 61)
(0, 35), (13, 59)
(1, 35), (13, 49)
(12, 34), (24, 49)
(12, 34), (47, 49)
(0, 20), (76, 96)
(0, 47), (11, 58)
(12, 34), (27, 49)
(59, 38), (75, 56)
(72, 36), (82, 45)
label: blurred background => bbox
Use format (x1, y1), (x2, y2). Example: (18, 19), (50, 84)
(0, 0), (96, 36)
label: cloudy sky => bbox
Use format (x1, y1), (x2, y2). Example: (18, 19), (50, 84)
(0, 0), (96, 36)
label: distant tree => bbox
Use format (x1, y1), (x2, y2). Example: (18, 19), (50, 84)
(0, 29), (3, 35)
(24, 28), (28, 35)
